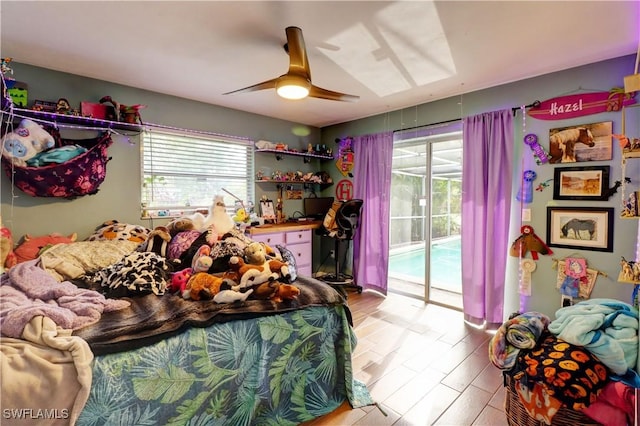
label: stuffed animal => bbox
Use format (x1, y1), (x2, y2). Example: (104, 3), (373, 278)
(250, 281), (300, 302)
(272, 283), (300, 302)
(190, 195), (235, 234)
(169, 267), (193, 293)
(14, 232), (77, 263)
(213, 288), (253, 304)
(87, 220), (150, 243)
(1, 119), (55, 166)
(167, 229), (201, 261)
(139, 226), (171, 258)
(244, 242), (290, 280)
(228, 242), (290, 289)
(191, 245), (213, 273)
(183, 272), (224, 300)
(183, 271), (244, 301)
(166, 217), (195, 237)
(0, 219), (17, 273)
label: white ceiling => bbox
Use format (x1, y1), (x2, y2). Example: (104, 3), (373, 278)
(1, 1), (638, 128)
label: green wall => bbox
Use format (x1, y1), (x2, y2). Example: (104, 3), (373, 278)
(322, 54), (639, 319)
(0, 63), (322, 240)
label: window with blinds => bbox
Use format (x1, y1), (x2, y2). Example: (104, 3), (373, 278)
(141, 129), (254, 217)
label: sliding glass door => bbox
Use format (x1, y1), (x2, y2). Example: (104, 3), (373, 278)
(388, 123), (463, 308)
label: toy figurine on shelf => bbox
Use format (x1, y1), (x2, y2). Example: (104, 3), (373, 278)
(99, 95), (146, 124)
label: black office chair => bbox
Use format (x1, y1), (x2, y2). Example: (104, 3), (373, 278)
(320, 199), (364, 294)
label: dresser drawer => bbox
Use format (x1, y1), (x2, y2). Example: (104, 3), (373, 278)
(297, 264), (312, 277)
(287, 245), (312, 269)
(285, 229), (312, 245)
(251, 232), (285, 247)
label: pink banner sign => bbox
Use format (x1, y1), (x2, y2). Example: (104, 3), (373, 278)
(527, 89), (636, 120)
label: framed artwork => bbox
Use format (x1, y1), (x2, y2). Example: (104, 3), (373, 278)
(260, 200), (276, 222)
(548, 121), (612, 163)
(553, 165), (610, 200)
(546, 206), (614, 252)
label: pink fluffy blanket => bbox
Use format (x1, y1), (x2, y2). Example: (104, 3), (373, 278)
(0, 260), (129, 338)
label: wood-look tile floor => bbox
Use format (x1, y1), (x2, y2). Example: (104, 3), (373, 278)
(301, 290), (509, 426)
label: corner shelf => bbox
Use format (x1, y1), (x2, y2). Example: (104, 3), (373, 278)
(255, 148), (333, 162)
(7, 107), (144, 132)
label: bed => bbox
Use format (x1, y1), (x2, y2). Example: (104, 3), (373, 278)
(0, 232), (372, 426)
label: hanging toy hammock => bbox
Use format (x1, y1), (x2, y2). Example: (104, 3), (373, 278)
(1, 125), (113, 199)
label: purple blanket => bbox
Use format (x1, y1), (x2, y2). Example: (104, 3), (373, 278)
(0, 260), (129, 338)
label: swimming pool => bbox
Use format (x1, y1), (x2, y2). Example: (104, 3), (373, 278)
(388, 237), (462, 293)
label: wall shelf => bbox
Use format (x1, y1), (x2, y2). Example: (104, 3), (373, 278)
(7, 107), (144, 132)
(255, 148), (333, 162)
(256, 179), (333, 188)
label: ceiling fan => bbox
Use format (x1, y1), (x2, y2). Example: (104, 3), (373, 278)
(223, 26), (359, 102)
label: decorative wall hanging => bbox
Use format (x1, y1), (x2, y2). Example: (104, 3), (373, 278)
(516, 170), (536, 203)
(548, 121), (612, 164)
(552, 256), (603, 301)
(552, 165), (610, 200)
(335, 137), (354, 177)
(510, 225), (553, 260)
(519, 258), (536, 296)
(527, 88), (636, 120)
(546, 207), (614, 252)
(523, 133), (550, 164)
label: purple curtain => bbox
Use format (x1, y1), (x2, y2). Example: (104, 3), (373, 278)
(461, 110), (514, 325)
(352, 131), (394, 295)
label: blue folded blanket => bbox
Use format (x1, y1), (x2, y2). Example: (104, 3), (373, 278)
(548, 298), (639, 375)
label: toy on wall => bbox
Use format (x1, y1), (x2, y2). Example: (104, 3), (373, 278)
(1, 119), (55, 166)
(509, 225), (552, 260)
(535, 178), (553, 192)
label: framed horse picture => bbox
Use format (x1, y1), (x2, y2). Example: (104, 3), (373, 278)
(548, 121), (612, 163)
(553, 165), (610, 200)
(546, 206), (614, 252)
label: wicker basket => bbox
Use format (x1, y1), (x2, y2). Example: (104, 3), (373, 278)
(504, 375), (602, 426)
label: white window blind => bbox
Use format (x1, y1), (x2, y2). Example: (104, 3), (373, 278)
(141, 128), (254, 217)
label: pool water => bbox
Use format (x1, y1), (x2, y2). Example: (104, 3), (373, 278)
(388, 238), (462, 292)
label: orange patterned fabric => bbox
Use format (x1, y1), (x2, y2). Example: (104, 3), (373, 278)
(513, 332), (609, 411)
(514, 379), (563, 425)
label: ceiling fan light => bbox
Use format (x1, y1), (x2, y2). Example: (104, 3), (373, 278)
(276, 76), (311, 100)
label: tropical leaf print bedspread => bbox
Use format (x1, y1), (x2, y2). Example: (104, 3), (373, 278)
(76, 305), (359, 426)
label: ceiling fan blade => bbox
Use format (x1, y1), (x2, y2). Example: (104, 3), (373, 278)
(309, 85), (360, 102)
(285, 26), (311, 80)
(222, 78), (278, 95)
